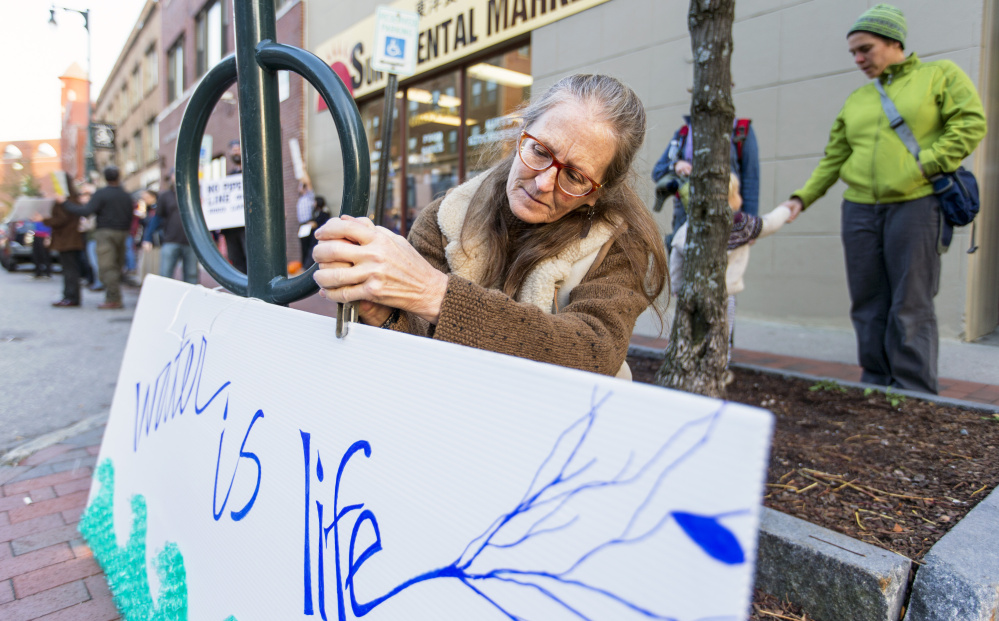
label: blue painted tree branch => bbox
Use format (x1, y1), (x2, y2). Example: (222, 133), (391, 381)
(350, 389), (749, 621)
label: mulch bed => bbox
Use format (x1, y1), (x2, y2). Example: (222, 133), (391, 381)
(628, 355), (999, 621)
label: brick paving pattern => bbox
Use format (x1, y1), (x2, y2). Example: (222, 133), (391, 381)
(2, 334), (995, 621)
(0, 429), (118, 621)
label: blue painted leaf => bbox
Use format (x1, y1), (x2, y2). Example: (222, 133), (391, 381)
(671, 512), (745, 565)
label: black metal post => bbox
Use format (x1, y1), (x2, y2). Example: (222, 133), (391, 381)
(374, 73), (398, 228)
(231, 0), (285, 299)
(175, 41), (369, 304)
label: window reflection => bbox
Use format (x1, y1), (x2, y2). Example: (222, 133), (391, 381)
(356, 43), (532, 236)
(405, 72), (461, 229)
(360, 96), (402, 232)
(464, 46), (532, 179)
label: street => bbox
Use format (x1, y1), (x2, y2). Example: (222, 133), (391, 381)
(0, 267), (137, 453)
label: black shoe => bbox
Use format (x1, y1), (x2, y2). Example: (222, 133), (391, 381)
(52, 299), (80, 307)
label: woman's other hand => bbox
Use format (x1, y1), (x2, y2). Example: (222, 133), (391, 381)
(312, 215), (448, 325)
(674, 160), (693, 177)
(781, 197), (804, 222)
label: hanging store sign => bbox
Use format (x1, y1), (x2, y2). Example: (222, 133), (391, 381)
(91, 123), (116, 150)
(315, 0), (609, 102)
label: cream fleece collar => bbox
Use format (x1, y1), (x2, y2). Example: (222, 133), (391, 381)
(437, 171), (617, 312)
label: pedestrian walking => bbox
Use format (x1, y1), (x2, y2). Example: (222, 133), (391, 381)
(38, 175), (86, 307)
(296, 174), (316, 268)
(65, 166), (135, 309)
(158, 170), (199, 284)
(30, 221), (52, 279)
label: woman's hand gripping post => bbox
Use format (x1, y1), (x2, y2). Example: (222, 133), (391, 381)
(312, 215), (449, 326)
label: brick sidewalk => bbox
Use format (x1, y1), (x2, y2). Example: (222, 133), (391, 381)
(0, 428), (117, 621)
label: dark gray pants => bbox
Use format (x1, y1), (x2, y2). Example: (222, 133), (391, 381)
(60, 250), (82, 304)
(95, 228), (128, 304)
(841, 196), (941, 394)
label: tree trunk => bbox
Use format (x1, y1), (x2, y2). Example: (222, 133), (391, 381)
(654, 0), (735, 399)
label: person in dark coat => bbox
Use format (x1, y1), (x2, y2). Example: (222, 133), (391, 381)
(221, 140), (248, 273)
(65, 165), (134, 309)
(38, 175), (86, 306)
(157, 171), (199, 284)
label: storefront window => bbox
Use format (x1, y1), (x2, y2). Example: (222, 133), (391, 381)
(464, 45), (532, 178)
(354, 42), (531, 235)
(359, 96), (402, 232)
(405, 71), (462, 229)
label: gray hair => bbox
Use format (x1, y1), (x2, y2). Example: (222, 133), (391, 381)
(519, 74), (647, 192)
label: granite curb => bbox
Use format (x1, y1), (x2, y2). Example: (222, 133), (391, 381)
(0, 412), (109, 467)
(903, 486), (999, 621)
(756, 507), (910, 621)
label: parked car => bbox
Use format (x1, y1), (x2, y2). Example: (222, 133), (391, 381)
(0, 219), (59, 272)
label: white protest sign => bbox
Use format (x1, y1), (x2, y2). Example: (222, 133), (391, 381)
(7, 197), (56, 221)
(200, 173), (245, 230)
(81, 276), (773, 620)
(289, 138), (306, 180)
(371, 6), (419, 76)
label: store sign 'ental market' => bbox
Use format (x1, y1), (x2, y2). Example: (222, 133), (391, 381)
(315, 0), (611, 102)
(81, 276), (773, 620)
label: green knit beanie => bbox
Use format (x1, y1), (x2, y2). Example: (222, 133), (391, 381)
(848, 4), (907, 48)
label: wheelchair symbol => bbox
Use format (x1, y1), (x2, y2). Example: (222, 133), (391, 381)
(385, 37), (405, 59)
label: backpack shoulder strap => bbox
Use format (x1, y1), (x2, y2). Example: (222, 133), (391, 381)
(873, 80), (921, 160)
(678, 124), (690, 150)
(733, 118), (751, 160)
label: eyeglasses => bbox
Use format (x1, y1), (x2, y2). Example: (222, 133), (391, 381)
(518, 131), (603, 197)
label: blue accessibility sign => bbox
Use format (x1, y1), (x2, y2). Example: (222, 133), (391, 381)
(385, 36), (405, 59)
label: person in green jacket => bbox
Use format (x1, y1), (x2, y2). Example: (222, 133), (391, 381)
(780, 4), (986, 395)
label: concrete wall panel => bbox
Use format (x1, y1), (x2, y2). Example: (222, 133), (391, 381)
(780, 0), (867, 82)
(732, 12), (781, 89)
(776, 72), (865, 158)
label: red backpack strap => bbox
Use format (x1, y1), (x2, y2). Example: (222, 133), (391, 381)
(679, 124), (690, 146)
(675, 125), (690, 159)
(733, 118), (751, 160)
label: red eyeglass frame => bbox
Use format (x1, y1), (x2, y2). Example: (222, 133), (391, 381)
(518, 131), (603, 197)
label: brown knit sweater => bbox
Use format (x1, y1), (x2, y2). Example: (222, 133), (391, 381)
(389, 198), (649, 376)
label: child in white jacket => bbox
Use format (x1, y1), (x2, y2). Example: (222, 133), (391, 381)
(669, 174), (791, 352)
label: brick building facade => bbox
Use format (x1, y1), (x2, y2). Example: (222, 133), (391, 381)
(0, 139), (62, 217)
(57, 63), (89, 184)
(157, 0), (307, 266)
(92, 0), (164, 192)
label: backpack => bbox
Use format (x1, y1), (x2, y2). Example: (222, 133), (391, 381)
(678, 118), (752, 160)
